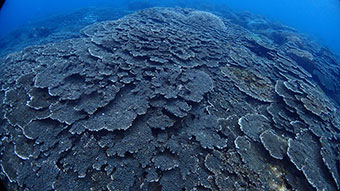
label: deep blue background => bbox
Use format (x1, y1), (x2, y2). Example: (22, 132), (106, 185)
(0, 0), (340, 55)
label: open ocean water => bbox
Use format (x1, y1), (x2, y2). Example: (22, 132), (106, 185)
(0, 0), (340, 191)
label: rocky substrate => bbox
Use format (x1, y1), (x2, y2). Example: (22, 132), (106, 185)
(0, 7), (339, 191)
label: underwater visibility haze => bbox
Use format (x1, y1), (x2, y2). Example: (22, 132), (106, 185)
(1, 0), (340, 54)
(0, 0), (340, 191)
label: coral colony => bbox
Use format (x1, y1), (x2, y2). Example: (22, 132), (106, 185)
(0, 8), (339, 191)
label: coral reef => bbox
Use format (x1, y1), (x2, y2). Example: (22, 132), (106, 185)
(0, 7), (339, 191)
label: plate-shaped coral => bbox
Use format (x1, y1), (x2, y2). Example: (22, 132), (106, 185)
(0, 7), (339, 191)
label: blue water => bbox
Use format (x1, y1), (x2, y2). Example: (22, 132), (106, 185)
(0, 0), (340, 55)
